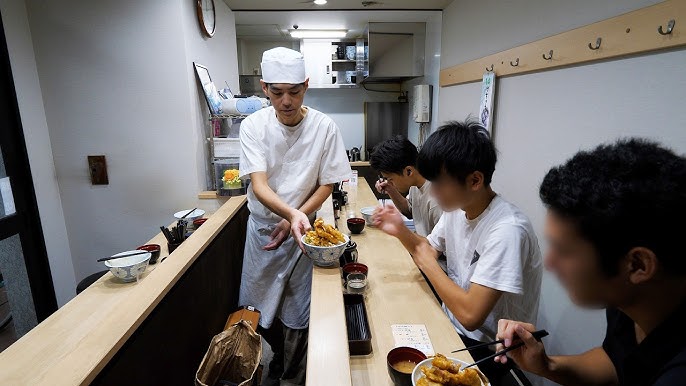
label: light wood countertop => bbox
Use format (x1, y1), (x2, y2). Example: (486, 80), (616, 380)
(0, 196), (248, 386)
(307, 194), (353, 386)
(307, 179), (475, 386)
(350, 161), (370, 167)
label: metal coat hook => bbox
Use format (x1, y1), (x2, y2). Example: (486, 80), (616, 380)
(542, 50), (553, 60)
(486, 64), (494, 72)
(658, 19), (675, 35)
(588, 37), (602, 50)
(510, 58), (519, 66)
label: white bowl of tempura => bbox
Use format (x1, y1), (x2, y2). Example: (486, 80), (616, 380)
(301, 218), (349, 267)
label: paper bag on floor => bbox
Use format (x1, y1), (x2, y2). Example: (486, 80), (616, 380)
(195, 320), (262, 386)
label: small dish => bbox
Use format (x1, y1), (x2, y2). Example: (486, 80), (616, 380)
(136, 244), (161, 264)
(387, 347), (428, 386)
(174, 209), (205, 223)
(346, 217), (365, 234)
(360, 207), (376, 226)
(346, 273), (367, 294)
(342, 262), (368, 278)
(103, 250), (151, 282)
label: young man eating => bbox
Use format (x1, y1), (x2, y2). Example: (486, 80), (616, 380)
(495, 139), (686, 385)
(373, 120), (542, 381)
(369, 135), (442, 237)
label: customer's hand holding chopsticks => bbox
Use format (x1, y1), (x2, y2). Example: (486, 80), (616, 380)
(494, 319), (551, 375)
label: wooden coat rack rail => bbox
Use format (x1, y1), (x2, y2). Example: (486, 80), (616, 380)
(440, 0), (686, 87)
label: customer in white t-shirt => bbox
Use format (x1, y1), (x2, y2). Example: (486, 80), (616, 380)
(372, 120), (542, 382)
(369, 135), (442, 237)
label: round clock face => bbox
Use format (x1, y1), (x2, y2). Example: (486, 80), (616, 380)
(200, 0), (215, 37)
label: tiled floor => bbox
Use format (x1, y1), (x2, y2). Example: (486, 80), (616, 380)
(0, 281), (18, 353)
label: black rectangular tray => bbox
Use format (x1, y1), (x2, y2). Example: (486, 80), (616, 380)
(343, 294), (372, 355)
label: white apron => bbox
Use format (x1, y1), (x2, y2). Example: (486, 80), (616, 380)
(238, 106), (351, 330)
(239, 215), (314, 330)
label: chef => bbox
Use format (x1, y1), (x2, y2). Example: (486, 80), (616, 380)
(238, 47), (351, 386)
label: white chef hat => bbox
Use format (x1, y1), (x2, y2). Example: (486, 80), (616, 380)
(261, 47), (306, 84)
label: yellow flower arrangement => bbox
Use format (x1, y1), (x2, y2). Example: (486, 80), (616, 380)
(222, 169), (241, 188)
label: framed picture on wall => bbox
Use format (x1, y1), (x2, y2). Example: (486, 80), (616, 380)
(193, 62), (222, 115)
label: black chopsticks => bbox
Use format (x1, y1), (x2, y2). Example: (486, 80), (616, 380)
(452, 329), (548, 353)
(345, 302), (369, 341)
(160, 220), (188, 245)
(180, 207), (197, 219)
(460, 330), (549, 370)
(97, 250), (149, 262)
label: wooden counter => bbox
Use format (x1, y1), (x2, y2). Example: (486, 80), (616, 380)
(307, 179), (476, 386)
(0, 196), (249, 385)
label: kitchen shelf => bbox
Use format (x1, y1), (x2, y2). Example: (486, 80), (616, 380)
(207, 114), (248, 191)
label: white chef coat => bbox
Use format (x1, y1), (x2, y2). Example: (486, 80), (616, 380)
(426, 195), (542, 343)
(238, 106), (351, 329)
(407, 180), (442, 237)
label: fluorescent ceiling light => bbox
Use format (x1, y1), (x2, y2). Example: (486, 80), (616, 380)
(314, 0), (327, 4)
(289, 29), (347, 38)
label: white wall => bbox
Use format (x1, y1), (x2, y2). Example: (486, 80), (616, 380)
(181, 0), (240, 190)
(0, 0), (75, 306)
(25, 0), (240, 282)
(238, 39), (299, 75)
(404, 12), (442, 145)
(304, 88), (397, 152)
(439, 0), (686, 384)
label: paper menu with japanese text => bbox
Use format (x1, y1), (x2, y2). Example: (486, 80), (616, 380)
(391, 324), (435, 356)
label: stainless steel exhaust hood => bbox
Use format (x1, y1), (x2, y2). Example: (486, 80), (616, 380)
(363, 22), (426, 84)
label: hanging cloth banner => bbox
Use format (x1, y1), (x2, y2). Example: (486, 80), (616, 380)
(479, 72), (496, 134)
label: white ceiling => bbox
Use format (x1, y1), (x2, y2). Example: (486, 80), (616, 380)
(234, 9), (442, 41)
(223, 0), (453, 11)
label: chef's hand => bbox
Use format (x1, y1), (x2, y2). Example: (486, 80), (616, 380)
(263, 219), (291, 251)
(372, 205), (405, 237)
(289, 210), (312, 254)
(494, 319), (550, 374)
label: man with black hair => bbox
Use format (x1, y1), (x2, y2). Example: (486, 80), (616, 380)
(373, 120), (542, 381)
(369, 135), (442, 237)
(496, 139), (686, 386)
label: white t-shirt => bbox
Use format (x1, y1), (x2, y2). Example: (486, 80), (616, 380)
(239, 106), (352, 223)
(407, 180), (442, 237)
(427, 195), (542, 343)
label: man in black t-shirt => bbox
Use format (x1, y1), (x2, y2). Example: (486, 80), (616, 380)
(494, 139), (686, 385)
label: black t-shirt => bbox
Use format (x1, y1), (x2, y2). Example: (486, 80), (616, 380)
(602, 302), (686, 385)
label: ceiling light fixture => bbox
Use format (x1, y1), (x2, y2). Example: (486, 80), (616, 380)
(289, 29), (347, 39)
(313, 0), (328, 4)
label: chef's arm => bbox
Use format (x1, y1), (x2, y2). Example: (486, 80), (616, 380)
(299, 184), (334, 216)
(394, 227), (502, 331)
(250, 172), (305, 221)
(250, 172), (333, 218)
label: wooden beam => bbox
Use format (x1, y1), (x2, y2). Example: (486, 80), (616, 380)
(440, 0), (686, 87)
